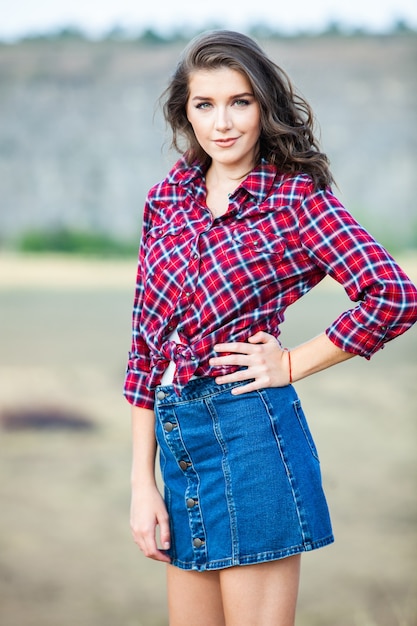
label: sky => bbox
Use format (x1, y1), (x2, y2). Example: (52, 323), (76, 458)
(1, 0), (417, 40)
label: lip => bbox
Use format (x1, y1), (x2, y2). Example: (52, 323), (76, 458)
(213, 138), (239, 148)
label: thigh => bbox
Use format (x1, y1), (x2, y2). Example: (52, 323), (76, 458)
(166, 565), (226, 626)
(219, 555), (301, 626)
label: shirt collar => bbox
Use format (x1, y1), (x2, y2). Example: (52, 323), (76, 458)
(166, 156), (205, 187)
(167, 156), (279, 206)
(238, 159), (278, 205)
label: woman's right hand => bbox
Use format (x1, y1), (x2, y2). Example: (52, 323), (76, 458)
(130, 484), (171, 563)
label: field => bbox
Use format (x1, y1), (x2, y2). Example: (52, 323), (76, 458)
(0, 254), (416, 626)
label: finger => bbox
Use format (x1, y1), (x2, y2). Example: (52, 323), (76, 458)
(130, 523), (151, 552)
(145, 547), (171, 563)
(141, 531), (171, 563)
(213, 342), (256, 355)
(215, 368), (253, 385)
(210, 354), (250, 368)
(247, 331), (270, 344)
(153, 549), (171, 563)
(230, 379), (264, 395)
(131, 519), (165, 559)
(147, 510), (172, 562)
(158, 514), (171, 551)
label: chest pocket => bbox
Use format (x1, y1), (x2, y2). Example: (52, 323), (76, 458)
(144, 216), (189, 285)
(147, 218), (186, 240)
(232, 227), (285, 257)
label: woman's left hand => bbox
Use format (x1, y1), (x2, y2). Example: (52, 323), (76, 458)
(209, 331), (290, 394)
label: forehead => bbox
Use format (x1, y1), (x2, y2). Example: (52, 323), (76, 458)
(188, 67), (253, 95)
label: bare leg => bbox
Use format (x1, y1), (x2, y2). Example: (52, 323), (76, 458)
(166, 565), (226, 626)
(219, 555), (301, 626)
(166, 555), (300, 626)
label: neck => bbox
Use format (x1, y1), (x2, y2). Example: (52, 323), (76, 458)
(206, 164), (250, 195)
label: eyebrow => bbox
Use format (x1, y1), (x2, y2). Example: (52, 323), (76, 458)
(190, 91), (254, 102)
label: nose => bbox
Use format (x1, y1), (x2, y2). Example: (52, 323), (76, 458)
(215, 106), (232, 132)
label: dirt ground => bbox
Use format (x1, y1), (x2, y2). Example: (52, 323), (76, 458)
(0, 253), (416, 626)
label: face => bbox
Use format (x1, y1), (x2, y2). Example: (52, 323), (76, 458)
(186, 67), (261, 173)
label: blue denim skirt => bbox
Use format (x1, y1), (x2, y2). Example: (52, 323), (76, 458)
(154, 377), (334, 571)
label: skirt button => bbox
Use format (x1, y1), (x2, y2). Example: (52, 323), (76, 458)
(179, 460), (189, 470)
(186, 498), (196, 508)
(156, 390), (166, 400)
(193, 538), (204, 548)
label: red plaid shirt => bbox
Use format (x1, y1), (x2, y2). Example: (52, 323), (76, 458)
(124, 157), (417, 409)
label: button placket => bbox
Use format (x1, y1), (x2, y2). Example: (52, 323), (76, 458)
(157, 402), (207, 563)
(185, 486), (205, 556)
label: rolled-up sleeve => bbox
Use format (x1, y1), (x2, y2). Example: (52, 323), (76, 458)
(123, 201), (156, 409)
(299, 185), (417, 358)
(124, 355), (154, 409)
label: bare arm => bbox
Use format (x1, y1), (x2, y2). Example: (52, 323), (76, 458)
(289, 331), (355, 381)
(130, 406), (171, 562)
(210, 330), (355, 394)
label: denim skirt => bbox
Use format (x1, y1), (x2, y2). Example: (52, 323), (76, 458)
(154, 376), (334, 571)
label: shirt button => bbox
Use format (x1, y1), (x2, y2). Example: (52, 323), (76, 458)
(164, 422), (176, 432)
(193, 538), (204, 548)
(186, 498), (197, 508)
(190, 355), (196, 361)
(156, 390), (166, 400)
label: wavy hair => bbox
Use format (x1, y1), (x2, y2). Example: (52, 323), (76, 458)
(162, 30), (333, 189)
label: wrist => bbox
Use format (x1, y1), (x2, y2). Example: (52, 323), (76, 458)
(131, 471), (157, 490)
(283, 348), (293, 384)
(285, 333), (356, 383)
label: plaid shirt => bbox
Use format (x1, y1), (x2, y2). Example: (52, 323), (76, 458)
(124, 157), (417, 409)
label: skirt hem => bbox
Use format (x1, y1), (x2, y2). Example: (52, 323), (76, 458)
(169, 534), (335, 571)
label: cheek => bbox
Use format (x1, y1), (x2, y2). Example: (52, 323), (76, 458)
(247, 122), (261, 143)
(253, 113), (262, 134)
(186, 105), (199, 132)
(188, 118), (208, 142)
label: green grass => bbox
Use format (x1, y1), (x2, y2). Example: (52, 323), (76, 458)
(17, 228), (138, 257)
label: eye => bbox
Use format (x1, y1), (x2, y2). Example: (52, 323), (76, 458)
(195, 102), (212, 110)
(233, 98), (251, 107)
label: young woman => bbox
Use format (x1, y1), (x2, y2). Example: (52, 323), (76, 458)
(124, 30), (417, 626)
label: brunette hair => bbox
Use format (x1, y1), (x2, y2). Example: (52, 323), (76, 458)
(162, 30), (333, 189)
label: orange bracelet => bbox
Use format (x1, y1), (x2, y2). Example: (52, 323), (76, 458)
(284, 348), (293, 384)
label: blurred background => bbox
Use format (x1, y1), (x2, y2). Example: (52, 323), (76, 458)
(0, 1), (416, 625)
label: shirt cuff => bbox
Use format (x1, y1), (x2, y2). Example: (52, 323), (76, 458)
(123, 367), (155, 409)
(325, 314), (388, 359)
